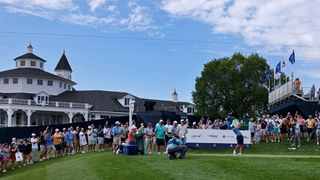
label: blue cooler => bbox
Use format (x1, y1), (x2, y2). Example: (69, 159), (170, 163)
(123, 144), (138, 155)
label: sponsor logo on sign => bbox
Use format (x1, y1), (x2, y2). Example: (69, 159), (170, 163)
(208, 135), (218, 138)
(191, 135), (201, 138)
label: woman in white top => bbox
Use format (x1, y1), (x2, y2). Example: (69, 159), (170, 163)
(80, 128), (87, 154)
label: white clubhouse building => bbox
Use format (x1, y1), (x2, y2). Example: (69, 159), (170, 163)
(0, 45), (195, 127)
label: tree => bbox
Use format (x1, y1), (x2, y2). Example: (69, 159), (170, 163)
(192, 53), (269, 117)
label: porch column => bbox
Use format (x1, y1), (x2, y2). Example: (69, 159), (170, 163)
(67, 112), (73, 123)
(26, 110), (34, 127)
(84, 113), (88, 122)
(6, 109), (13, 127)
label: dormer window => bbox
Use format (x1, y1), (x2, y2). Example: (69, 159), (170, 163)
(124, 98), (130, 106)
(31, 61), (36, 66)
(20, 61), (26, 66)
(37, 96), (49, 105)
(40, 62), (43, 69)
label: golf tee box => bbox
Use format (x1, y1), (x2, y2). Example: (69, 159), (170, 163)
(123, 144), (138, 155)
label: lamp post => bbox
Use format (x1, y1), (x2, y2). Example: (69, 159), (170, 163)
(129, 99), (135, 127)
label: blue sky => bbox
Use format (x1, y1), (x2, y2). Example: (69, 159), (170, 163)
(0, 0), (319, 102)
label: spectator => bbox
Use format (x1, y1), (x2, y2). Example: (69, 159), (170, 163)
(9, 139), (18, 170)
(178, 119), (188, 145)
(87, 126), (94, 153)
(316, 119), (320, 145)
(79, 128), (87, 154)
(165, 120), (173, 144)
(103, 123), (112, 151)
(1, 143), (10, 173)
(172, 121), (179, 137)
(248, 118), (256, 143)
(112, 121), (122, 154)
(91, 124), (98, 152)
(192, 122), (198, 129)
(46, 129), (55, 159)
(74, 127), (80, 154)
(306, 115), (315, 141)
(30, 133), (38, 162)
(97, 125), (105, 152)
(145, 123), (154, 154)
(66, 128), (75, 155)
(121, 123), (129, 144)
(127, 125), (137, 144)
(292, 119), (301, 147)
(280, 118), (288, 142)
(166, 136), (188, 160)
(39, 131), (47, 161)
(155, 119), (166, 154)
(53, 129), (63, 157)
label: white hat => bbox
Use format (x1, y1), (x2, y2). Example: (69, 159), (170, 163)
(173, 121), (178, 124)
(12, 137), (16, 141)
(131, 125), (137, 129)
(159, 119), (164, 123)
(115, 121), (120, 125)
(55, 129), (59, 132)
(180, 119), (185, 122)
(63, 128), (66, 131)
(193, 122), (196, 125)
(31, 133), (36, 136)
(88, 126), (92, 129)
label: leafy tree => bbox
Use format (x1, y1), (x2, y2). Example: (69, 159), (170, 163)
(192, 53), (270, 117)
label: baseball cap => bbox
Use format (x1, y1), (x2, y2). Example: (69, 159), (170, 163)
(173, 121), (178, 124)
(31, 133), (36, 136)
(131, 125), (137, 129)
(55, 129), (59, 132)
(88, 126), (92, 129)
(115, 121), (120, 125)
(159, 119), (164, 123)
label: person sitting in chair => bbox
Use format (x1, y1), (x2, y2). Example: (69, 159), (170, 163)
(166, 136), (188, 160)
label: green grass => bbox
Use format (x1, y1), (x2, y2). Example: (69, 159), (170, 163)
(1, 141), (320, 180)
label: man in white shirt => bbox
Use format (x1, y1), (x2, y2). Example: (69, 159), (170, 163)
(178, 119), (188, 144)
(30, 133), (38, 163)
(165, 120), (173, 144)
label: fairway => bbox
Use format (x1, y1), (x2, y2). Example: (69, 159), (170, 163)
(1, 146), (320, 180)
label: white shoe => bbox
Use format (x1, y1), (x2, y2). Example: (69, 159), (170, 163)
(233, 150), (236, 155)
(2, 170), (7, 173)
(148, 152), (152, 154)
(163, 152), (167, 154)
(158, 152), (161, 155)
(238, 153), (242, 155)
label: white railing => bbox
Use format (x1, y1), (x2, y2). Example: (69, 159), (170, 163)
(268, 80), (293, 104)
(0, 98), (89, 109)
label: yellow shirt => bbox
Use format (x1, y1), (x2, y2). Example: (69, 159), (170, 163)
(306, 118), (315, 129)
(53, 133), (62, 145)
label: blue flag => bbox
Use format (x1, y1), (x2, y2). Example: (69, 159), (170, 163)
(275, 61), (281, 74)
(289, 50), (295, 64)
(265, 71), (270, 81)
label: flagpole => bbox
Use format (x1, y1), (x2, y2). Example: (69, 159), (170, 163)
(273, 69), (276, 90)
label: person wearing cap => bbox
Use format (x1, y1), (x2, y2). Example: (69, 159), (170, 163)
(231, 119), (244, 155)
(145, 123), (154, 154)
(66, 128), (75, 155)
(128, 125), (137, 144)
(9, 138), (18, 170)
(155, 119), (166, 154)
(172, 121), (179, 137)
(165, 120), (173, 144)
(112, 121), (122, 153)
(306, 115), (315, 141)
(87, 126), (94, 153)
(30, 133), (38, 162)
(91, 124), (99, 152)
(103, 123), (112, 151)
(53, 129), (63, 157)
(178, 119), (188, 145)
(167, 136), (188, 160)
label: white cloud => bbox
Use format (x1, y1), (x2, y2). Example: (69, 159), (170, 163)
(161, 0), (320, 61)
(61, 13), (114, 26)
(88, 0), (106, 12)
(0, 0), (76, 10)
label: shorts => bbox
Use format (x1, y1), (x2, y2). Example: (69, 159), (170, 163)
(40, 145), (46, 151)
(9, 153), (16, 160)
(54, 144), (63, 151)
(316, 130), (320, 137)
(66, 142), (73, 147)
(236, 135), (244, 145)
(74, 140), (79, 147)
(121, 137), (126, 142)
(145, 137), (153, 144)
(88, 138), (95, 145)
(267, 130), (274, 135)
(113, 136), (121, 145)
(104, 138), (112, 144)
(98, 137), (104, 145)
(250, 132), (255, 138)
(274, 128), (279, 135)
(156, 138), (165, 146)
(299, 125), (304, 133)
(47, 145), (55, 151)
(261, 129), (267, 136)
(2, 157), (9, 162)
(307, 128), (313, 134)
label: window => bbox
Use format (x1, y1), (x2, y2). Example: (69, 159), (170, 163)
(91, 115), (96, 120)
(20, 61), (26, 66)
(47, 80), (53, 86)
(13, 78), (18, 84)
(187, 107), (195, 114)
(59, 82), (62, 88)
(124, 98), (130, 106)
(3, 78), (9, 84)
(27, 78), (33, 84)
(37, 79), (43, 85)
(40, 62), (43, 69)
(31, 61), (36, 66)
(100, 115), (107, 119)
(64, 83), (67, 89)
(68, 85), (71, 90)
(37, 96), (49, 105)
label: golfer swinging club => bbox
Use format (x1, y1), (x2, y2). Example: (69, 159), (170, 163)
(231, 119), (243, 155)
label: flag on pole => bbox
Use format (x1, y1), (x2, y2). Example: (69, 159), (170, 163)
(265, 71), (270, 81)
(275, 61), (281, 74)
(282, 60), (287, 70)
(289, 50), (295, 64)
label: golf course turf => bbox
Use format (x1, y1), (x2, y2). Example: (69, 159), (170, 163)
(1, 141), (320, 180)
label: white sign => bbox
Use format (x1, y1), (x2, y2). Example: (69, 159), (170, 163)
(186, 129), (251, 145)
